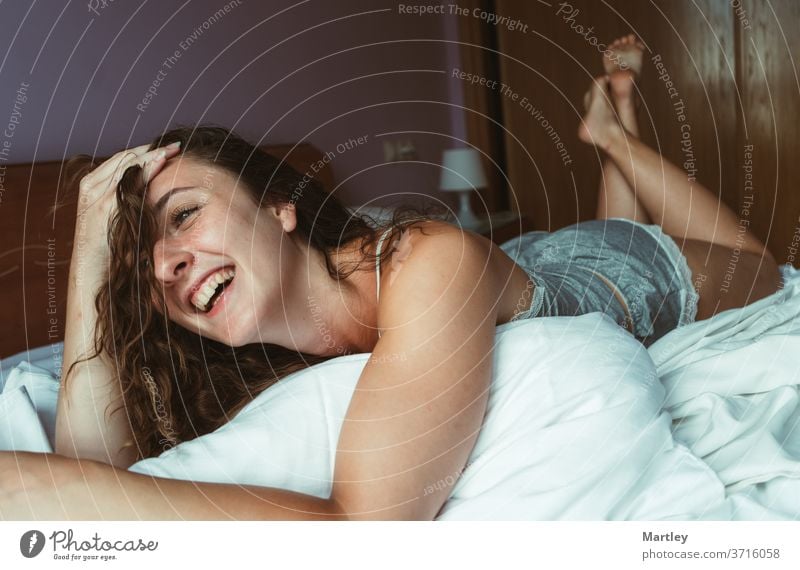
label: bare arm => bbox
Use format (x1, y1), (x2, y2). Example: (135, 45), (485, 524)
(55, 144), (181, 468)
(332, 228), (498, 518)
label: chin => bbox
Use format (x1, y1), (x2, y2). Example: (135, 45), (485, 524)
(215, 318), (261, 348)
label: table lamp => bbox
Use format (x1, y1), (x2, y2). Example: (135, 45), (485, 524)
(439, 148), (487, 229)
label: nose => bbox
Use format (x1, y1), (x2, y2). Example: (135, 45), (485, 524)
(153, 238), (194, 284)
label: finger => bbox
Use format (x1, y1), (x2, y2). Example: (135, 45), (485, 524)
(110, 143), (181, 185)
(87, 144), (153, 182)
(136, 143), (183, 183)
(90, 142), (178, 184)
(141, 151), (169, 183)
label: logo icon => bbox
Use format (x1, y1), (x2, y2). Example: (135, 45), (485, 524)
(20, 530), (46, 558)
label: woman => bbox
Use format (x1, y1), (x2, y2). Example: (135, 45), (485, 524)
(0, 36), (781, 520)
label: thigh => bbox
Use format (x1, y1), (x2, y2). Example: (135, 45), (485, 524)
(674, 237), (782, 321)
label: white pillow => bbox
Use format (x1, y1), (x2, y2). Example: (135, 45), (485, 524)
(129, 313), (727, 520)
(0, 362), (59, 452)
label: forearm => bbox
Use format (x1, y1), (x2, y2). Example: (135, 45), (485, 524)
(0, 452), (343, 521)
(55, 240), (134, 467)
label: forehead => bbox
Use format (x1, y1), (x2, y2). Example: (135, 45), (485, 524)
(146, 157), (222, 204)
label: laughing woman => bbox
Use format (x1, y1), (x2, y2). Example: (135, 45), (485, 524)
(0, 42), (782, 519)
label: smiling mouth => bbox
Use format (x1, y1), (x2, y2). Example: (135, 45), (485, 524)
(191, 268), (235, 313)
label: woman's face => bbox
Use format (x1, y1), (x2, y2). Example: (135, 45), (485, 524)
(146, 156), (296, 347)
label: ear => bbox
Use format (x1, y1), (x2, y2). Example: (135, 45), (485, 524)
(275, 202), (297, 233)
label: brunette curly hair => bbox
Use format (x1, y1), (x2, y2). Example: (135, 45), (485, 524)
(66, 125), (443, 460)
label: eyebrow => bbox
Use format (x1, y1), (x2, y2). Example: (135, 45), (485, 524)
(153, 186), (197, 218)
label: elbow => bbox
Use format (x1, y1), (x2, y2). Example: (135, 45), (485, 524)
(328, 493), (433, 521)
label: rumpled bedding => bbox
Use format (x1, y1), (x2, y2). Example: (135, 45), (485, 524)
(1, 265), (798, 520)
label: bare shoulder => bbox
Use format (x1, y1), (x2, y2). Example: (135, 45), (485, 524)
(391, 218), (475, 241)
(376, 221), (501, 331)
(376, 220), (534, 327)
(388, 219), (492, 256)
(380, 220), (492, 289)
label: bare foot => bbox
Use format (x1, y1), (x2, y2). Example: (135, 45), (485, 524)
(608, 69), (637, 126)
(578, 75), (624, 150)
(603, 34), (645, 76)
(604, 34), (644, 134)
(609, 69), (636, 102)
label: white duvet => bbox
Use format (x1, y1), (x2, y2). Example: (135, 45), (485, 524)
(2, 265), (799, 520)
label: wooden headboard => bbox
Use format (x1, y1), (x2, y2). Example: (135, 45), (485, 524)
(0, 143), (334, 358)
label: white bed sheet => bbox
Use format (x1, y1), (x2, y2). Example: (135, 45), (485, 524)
(1, 264), (798, 520)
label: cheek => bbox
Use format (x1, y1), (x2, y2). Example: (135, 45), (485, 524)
(207, 211), (257, 250)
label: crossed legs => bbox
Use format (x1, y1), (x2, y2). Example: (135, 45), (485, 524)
(579, 35), (781, 321)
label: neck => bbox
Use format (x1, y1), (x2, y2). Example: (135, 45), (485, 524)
(277, 235), (379, 357)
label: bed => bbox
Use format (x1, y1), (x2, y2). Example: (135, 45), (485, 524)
(2, 263), (799, 520)
(3, 147), (800, 520)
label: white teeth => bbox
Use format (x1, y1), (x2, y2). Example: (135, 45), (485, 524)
(191, 268), (235, 312)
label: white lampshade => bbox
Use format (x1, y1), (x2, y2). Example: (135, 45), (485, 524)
(439, 148), (487, 192)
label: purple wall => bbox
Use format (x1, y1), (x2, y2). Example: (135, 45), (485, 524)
(0, 0), (464, 207)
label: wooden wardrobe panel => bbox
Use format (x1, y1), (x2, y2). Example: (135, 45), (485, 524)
(493, 0), (736, 231)
(627, 1), (738, 214)
(738, 0), (800, 264)
(456, 0), (508, 214)
(494, 0), (600, 231)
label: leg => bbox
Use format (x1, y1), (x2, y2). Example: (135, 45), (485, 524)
(680, 239), (782, 320)
(596, 35), (652, 223)
(579, 77), (769, 257)
(579, 73), (781, 320)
